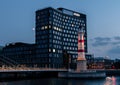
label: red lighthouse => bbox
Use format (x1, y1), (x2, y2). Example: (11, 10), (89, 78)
(76, 28), (87, 72)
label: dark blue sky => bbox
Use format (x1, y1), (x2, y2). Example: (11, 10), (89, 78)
(0, 0), (120, 58)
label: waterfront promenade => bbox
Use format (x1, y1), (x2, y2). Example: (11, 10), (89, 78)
(0, 67), (67, 79)
(0, 66), (120, 74)
(0, 66), (67, 72)
(0, 66), (120, 79)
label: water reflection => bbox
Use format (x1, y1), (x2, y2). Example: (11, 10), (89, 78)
(104, 76), (116, 85)
(0, 78), (104, 85)
(0, 77), (119, 85)
(0, 83), (8, 85)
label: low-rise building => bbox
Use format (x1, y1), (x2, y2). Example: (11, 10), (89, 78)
(93, 57), (105, 69)
(85, 53), (94, 69)
(104, 57), (114, 69)
(2, 42), (36, 67)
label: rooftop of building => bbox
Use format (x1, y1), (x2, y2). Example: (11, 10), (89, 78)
(5, 42), (35, 48)
(36, 7), (86, 18)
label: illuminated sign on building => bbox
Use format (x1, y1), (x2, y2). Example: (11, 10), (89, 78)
(73, 13), (80, 17)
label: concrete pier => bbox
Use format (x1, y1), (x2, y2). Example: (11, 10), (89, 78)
(58, 70), (106, 79)
(77, 60), (87, 72)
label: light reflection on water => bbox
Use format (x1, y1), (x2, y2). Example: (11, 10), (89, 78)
(104, 76), (116, 85)
(0, 76), (120, 85)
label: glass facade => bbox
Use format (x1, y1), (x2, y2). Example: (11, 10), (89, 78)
(36, 7), (87, 68)
(2, 43), (36, 67)
(2, 7), (87, 68)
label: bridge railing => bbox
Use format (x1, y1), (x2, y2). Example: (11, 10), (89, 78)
(0, 66), (67, 71)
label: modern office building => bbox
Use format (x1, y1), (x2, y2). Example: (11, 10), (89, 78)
(35, 7), (87, 68)
(2, 42), (36, 66)
(1, 7), (87, 68)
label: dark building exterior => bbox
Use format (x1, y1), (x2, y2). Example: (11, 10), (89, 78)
(0, 46), (3, 55)
(93, 57), (105, 69)
(0, 46), (3, 66)
(85, 53), (94, 69)
(85, 54), (115, 70)
(1, 7), (87, 68)
(35, 7), (87, 68)
(2, 42), (36, 67)
(104, 58), (114, 69)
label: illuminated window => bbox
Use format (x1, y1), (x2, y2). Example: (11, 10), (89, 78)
(72, 24), (74, 27)
(56, 27), (59, 31)
(49, 49), (51, 52)
(64, 46), (66, 49)
(54, 26), (57, 30)
(84, 24), (86, 26)
(53, 49), (55, 52)
(45, 26), (47, 29)
(59, 28), (61, 32)
(41, 26), (44, 30)
(49, 25), (51, 28)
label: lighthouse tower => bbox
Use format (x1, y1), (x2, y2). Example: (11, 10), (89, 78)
(76, 28), (87, 72)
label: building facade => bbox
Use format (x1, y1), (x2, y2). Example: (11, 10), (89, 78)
(91, 57), (105, 69)
(35, 7), (87, 68)
(1, 7), (87, 68)
(2, 42), (36, 67)
(0, 46), (3, 55)
(85, 53), (94, 69)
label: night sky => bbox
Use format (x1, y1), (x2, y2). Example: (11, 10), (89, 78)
(0, 0), (120, 59)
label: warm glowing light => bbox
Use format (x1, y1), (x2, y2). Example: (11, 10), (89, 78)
(104, 76), (116, 85)
(53, 49), (55, 52)
(45, 26), (47, 29)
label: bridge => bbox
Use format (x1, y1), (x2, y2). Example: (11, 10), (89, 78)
(0, 66), (120, 80)
(0, 67), (68, 79)
(0, 54), (68, 79)
(0, 55), (120, 79)
(0, 67), (67, 72)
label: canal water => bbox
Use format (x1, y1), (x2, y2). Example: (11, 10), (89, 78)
(0, 76), (120, 85)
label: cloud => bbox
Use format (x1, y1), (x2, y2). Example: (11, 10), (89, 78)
(111, 36), (120, 45)
(91, 36), (120, 47)
(91, 37), (111, 47)
(112, 41), (120, 45)
(89, 36), (120, 58)
(92, 41), (109, 47)
(108, 46), (120, 55)
(114, 36), (120, 41)
(94, 37), (111, 41)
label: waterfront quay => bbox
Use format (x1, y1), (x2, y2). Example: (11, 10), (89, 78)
(97, 69), (120, 76)
(0, 70), (102, 79)
(0, 67), (67, 79)
(0, 66), (120, 79)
